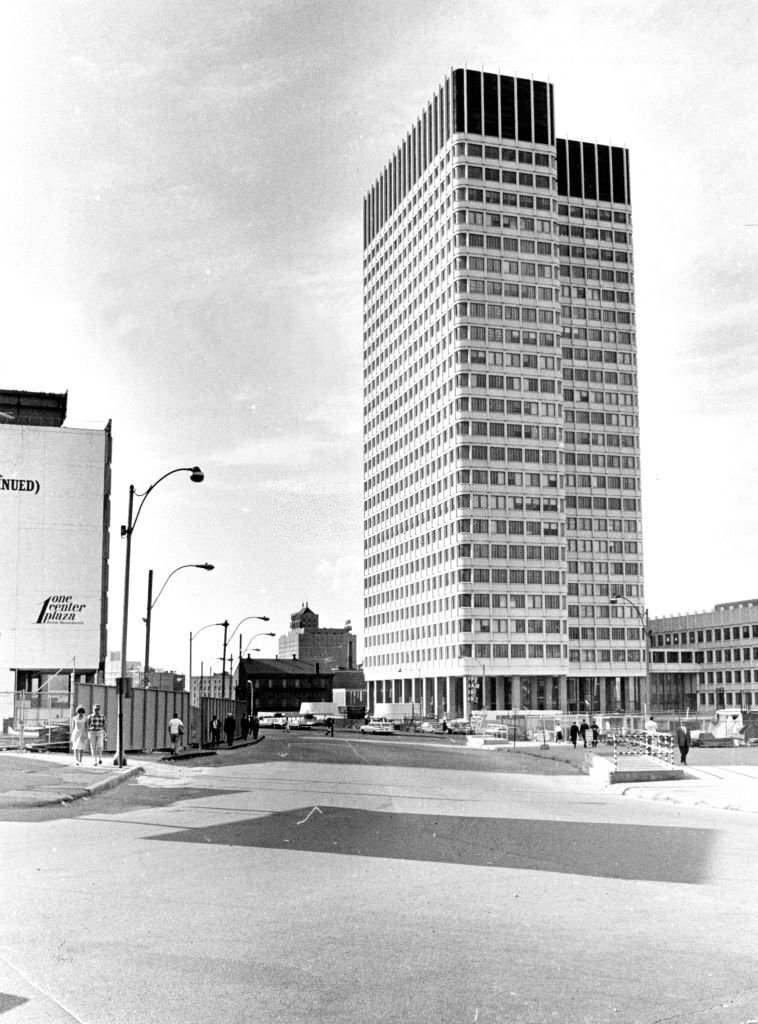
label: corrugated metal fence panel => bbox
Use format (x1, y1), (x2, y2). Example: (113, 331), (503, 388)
(73, 683), (191, 752)
(199, 698), (247, 747)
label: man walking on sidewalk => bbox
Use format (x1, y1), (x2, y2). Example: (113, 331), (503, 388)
(87, 704), (106, 766)
(675, 722), (690, 765)
(168, 711), (184, 755)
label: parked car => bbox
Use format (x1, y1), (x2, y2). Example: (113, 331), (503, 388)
(360, 719), (395, 735)
(445, 718), (472, 735)
(259, 713), (287, 729)
(286, 715), (313, 730)
(416, 720), (444, 734)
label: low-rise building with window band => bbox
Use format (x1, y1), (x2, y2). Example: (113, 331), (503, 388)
(648, 601), (758, 714)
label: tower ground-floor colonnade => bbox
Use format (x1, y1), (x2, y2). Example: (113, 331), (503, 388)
(367, 674), (644, 720)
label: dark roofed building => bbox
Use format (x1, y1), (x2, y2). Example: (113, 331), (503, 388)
(0, 389), (68, 427)
(236, 657), (334, 714)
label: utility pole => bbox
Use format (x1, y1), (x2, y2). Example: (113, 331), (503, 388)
(143, 569), (153, 687)
(221, 620), (229, 699)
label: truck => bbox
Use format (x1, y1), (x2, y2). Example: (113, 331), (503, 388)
(692, 709), (745, 747)
(298, 702), (342, 722)
(372, 702), (421, 723)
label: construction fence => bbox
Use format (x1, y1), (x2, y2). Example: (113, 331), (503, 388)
(2, 686), (252, 755)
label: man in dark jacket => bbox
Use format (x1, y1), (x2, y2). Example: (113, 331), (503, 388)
(569, 722), (579, 748)
(675, 722), (690, 765)
(579, 720), (589, 748)
(223, 713), (236, 747)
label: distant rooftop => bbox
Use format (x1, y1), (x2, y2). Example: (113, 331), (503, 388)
(0, 389), (67, 427)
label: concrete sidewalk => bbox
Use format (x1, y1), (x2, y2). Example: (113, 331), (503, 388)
(513, 741), (758, 814)
(616, 763), (758, 814)
(0, 737), (260, 808)
(0, 750), (144, 808)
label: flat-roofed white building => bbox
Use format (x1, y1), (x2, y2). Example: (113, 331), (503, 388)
(649, 600), (758, 714)
(0, 390), (111, 734)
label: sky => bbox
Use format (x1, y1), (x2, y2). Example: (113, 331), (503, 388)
(1, 0), (756, 676)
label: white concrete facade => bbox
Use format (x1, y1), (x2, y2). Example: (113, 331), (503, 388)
(362, 70), (644, 718)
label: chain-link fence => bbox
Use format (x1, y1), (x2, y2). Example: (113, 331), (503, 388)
(0, 689), (72, 749)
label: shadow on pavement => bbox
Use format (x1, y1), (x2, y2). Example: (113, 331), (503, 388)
(148, 804), (713, 883)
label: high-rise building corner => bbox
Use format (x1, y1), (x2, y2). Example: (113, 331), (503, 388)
(362, 69), (643, 722)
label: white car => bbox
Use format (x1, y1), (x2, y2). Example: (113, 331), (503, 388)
(360, 720), (395, 735)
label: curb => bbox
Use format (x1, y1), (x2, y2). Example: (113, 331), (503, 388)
(159, 735), (267, 761)
(160, 750), (218, 762)
(86, 764), (144, 796)
(617, 781), (758, 815)
(0, 764), (144, 810)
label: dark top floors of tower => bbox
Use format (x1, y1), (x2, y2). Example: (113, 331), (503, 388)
(363, 68), (630, 249)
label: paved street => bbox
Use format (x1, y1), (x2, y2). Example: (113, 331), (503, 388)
(1, 732), (757, 1023)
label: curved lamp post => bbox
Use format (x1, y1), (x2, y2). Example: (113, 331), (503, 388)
(144, 563), (214, 684)
(189, 620), (227, 702)
(610, 594), (649, 716)
(222, 616), (269, 699)
(240, 630), (276, 659)
(238, 631), (276, 711)
(116, 466), (204, 767)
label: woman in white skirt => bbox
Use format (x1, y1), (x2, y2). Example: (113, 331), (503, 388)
(70, 705), (88, 765)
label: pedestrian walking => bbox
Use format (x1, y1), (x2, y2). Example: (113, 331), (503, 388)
(223, 712), (236, 747)
(251, 712), (260, 740)
(240, 712), (250, 741)
(167, 710), (184, 754)
(675, 722), (690, 765)
(325, 717), (334, 737)
(591, 721), (599, 747)
(209, 715), (221, 747)
(554, 723), (563, 743)
(645, 715), (658, 754)
(70, 705), (88, 766)
(87, 704), (106, 766)
(569, 722), (579, 748)
(578, 719), (589, 748)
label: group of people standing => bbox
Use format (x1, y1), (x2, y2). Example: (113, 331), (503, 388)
(556, 716), (692, 764)
(559, 720), (599, 748)
(208, 712), (260, 748)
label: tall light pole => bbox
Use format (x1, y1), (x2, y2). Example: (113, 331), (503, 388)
(189, 620), (227, 704)
(223, 616), (270, 700)
(117, 466), (205, 767)
(610, 594), (649, 716)
(239, 632), (276, 712)
(144, 563), (213, 685)
(240, 631), (276, 661)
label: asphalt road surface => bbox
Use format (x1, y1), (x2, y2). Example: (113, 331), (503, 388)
(1, 731), (757, 1024)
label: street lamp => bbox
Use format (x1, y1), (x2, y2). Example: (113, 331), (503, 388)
(238, 632), (276, 712)
(143, 563), (214, 685)
(117, 465), (205, 767)
(223, 616), (270, 700)
(189, 620), (227, 704)
(610, 594), (649, 717)
(240, 631), (276, 660)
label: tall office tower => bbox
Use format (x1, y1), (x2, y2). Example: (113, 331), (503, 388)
(362, 70), (644, 721)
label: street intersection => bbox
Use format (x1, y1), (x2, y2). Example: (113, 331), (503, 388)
(1, 733), (757, 1023)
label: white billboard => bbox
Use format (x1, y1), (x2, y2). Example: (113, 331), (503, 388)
(0, 424), (110, 693)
